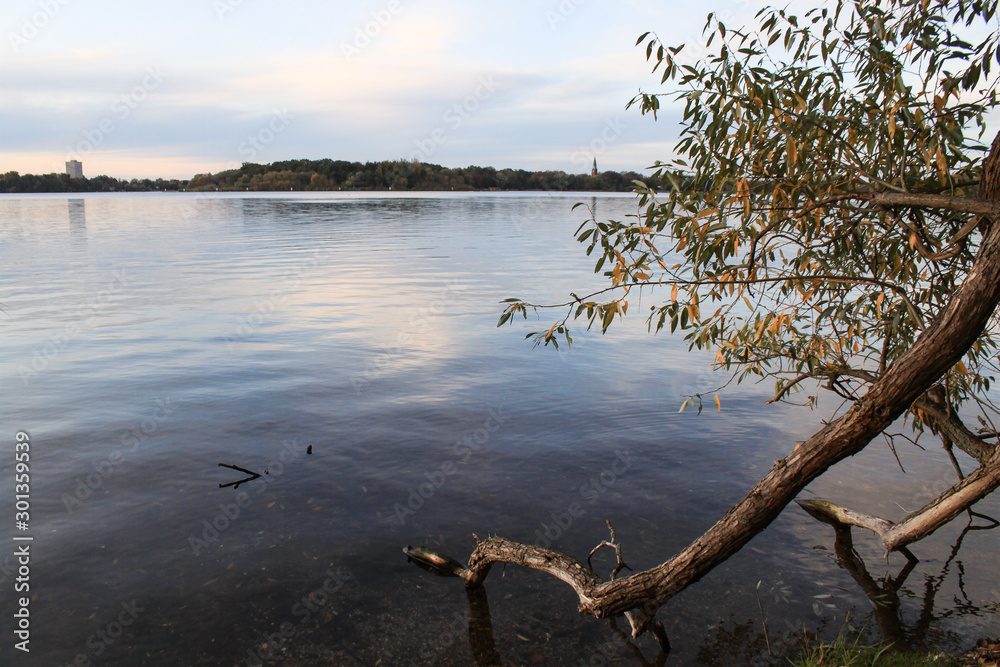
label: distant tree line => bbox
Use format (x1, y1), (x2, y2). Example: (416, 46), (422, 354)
(185, 159), (658, 192)
(0, 171), (186, 193)
(1, 159), (659, 193)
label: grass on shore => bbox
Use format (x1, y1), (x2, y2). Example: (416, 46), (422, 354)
(791, 637), (961, 666)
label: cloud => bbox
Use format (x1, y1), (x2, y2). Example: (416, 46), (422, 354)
(0, 0), (723, 179)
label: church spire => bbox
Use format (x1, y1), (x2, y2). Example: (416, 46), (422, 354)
(591, 157), (598, 177)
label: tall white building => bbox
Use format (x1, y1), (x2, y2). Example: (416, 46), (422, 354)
(66, 160), (83, 178)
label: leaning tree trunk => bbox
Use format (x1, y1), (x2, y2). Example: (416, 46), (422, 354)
(421, 133), (1000, 638)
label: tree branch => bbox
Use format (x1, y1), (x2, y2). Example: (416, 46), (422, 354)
(883, 448), (1000, 551)
(472, 206), (1000, 627)
(797, 444), (1000, 555)
(465, 536), (606, 603)
(865, 191), (1000, 219)
(912, 395), (996, 464)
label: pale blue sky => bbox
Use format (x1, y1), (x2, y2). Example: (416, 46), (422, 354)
(1, 0), (762, 179)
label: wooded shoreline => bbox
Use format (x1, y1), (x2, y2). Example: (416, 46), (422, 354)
(1, 158), (658, 194)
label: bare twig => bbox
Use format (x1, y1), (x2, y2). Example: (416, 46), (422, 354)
(587, 520), (634, 581)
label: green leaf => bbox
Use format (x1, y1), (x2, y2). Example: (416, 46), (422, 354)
(498, 0), (1000, 424)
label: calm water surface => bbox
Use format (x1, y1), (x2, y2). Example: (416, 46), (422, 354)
(1, 192), (997, 666)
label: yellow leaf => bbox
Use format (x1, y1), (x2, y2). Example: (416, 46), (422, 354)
(887, 103), (900, 141)
(671, 284), (679, 303)
(755, 318), (768, 340)
(935, 147), (948, 176)
(714, 393), (721, 411)
(770, 312), (786, 334)
(786, 138), (798, 169)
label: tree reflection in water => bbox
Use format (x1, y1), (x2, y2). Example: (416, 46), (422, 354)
(827, 513), (999, 654)
(696, 514), (998, 666)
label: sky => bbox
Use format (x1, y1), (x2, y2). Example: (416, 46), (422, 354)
(0, 0), (764, 180)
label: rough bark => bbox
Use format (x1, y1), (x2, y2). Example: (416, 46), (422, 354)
(446, 136), (1000, 634)
(979, 130), (1000, 235)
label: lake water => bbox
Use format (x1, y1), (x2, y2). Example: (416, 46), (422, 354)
(1, 192), (997, 666)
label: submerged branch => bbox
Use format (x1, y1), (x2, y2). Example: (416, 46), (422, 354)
(798, 441), (1000, 554)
